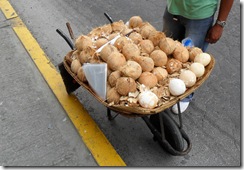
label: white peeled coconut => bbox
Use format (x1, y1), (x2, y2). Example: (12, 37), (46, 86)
(138, 90), (159, 109)
(190, 62), (205, 77)
(168, 78), (186, 96)
(179, 70), (197, 88)
(194, 53), (211, 66)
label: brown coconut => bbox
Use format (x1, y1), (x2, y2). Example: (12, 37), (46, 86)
(152, 67), (168, 81)
(107, 83), (112, 92)
(166, 58), (182, 74)
(108, 33), (119, 41)
(100, 24), (113, 35)
(188, 47), (203, 61)
(114, 36), (131, 51)
(65, 50), (78, 66)
(107, 66), (113, 77)
(148, 31), (166, 47)
(108, 70), (121, 87)
(139, 22), (157, 39)
(75, 35), (93, 51)
(87, 27), (103, 38)
(129, 16), (143, 28)
(132, 56), (154, 72)
(173, 44), (190, 63)
(150, 50), (168, 67)
(79, 46), (96, 64)
(138, 72), (158, 88)
(71, 50), (80, 60)
(128, 32), (143, 45)
(107, 51), (127, 71)
(122, 43), (140, 60)
(77, 67), (87, 82)
(120, 60), (142, 80)
(139, 40), (154, 54)
(107, 87), (121, 104)
(71, 59), (81, 74)
(111, 20), (126, 33)
(100, 44), (118, 62)
(116, 77), (137, 96)
(159, 37), (177, 55)
(95, 38), (109, 49)
(121, 28), (134, 36)
(87, 53), (102, 64)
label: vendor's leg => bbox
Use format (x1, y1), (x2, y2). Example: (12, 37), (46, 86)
(162, 8), (185, 41)
(171, 93), (194, 114)
(184, 15), (214, 52)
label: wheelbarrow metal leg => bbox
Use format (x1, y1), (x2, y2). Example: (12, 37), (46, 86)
(107, 108), (119, 121)
(177, 102), (183, 129)
(159, 112), (165, 141)
(58, 62), (80, 94)
(142, 115), (165, 142)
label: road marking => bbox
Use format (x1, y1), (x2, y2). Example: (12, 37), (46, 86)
(0, 0), (126, 166)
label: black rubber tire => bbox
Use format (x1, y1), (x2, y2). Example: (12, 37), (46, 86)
(150, 113), (184, 152)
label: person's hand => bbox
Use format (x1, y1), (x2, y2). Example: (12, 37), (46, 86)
(205, 24), (224, 44)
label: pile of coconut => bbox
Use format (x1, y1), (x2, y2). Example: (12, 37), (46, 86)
(66, 16), (212, 110)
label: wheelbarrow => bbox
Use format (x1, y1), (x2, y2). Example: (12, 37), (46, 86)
(56, 13), (215, 156)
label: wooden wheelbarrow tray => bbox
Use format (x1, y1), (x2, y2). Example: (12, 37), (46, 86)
(56, 21), (215, 156)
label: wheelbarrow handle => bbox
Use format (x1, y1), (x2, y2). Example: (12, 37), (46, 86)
(56, 28), (75, 50)
(66, 22), (75, 41)
(104, 12), (114, 23)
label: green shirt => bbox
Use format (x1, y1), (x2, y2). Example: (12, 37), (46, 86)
(167, 0), (219, 19)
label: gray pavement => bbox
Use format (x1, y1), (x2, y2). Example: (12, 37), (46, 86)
(1, 0), (242, 167)
(0, 9), (97, 166)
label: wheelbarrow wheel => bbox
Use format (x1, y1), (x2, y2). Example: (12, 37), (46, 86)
(150, 113), (184, 152)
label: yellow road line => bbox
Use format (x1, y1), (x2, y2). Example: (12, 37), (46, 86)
(0, 0), (126, 166)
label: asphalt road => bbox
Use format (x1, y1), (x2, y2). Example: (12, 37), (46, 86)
(4, 0), (241, 167)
